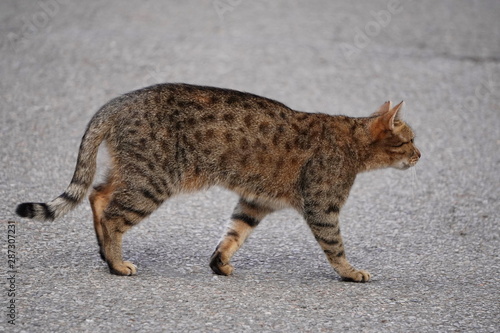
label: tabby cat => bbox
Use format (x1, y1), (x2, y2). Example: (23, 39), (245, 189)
(16, 83), (420, 282)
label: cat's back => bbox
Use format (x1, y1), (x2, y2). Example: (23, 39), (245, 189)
(105, 83), (327, 151)
(111, 83), (293, 118)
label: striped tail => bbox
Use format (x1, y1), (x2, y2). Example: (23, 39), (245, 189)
(16, 110), (111, 221)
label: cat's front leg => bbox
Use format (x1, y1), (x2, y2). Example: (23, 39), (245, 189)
(304, 204), (371, 282)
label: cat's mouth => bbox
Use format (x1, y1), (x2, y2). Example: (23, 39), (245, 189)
(394, 160), (417, 170)
(396, 163), (411, 170)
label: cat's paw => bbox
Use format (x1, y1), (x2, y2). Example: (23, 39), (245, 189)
(109, 261), (137, 276)
(341, 269), (371, 282)
(209, 251), (234, 276)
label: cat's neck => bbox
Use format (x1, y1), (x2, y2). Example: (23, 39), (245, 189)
(326, 116), (376, 173)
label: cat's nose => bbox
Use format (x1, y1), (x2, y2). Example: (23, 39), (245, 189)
(415, 149), (421, 158)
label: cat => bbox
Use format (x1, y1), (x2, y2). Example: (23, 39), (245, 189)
(16, 83), (420, 282)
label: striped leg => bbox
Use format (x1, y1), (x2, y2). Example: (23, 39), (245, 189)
(210, 198), (273, 275)
(100, 215), (137, 276)
(89, 181), (116, 261)
(100, 189), (163, 276)
(305, 203), (371, 282)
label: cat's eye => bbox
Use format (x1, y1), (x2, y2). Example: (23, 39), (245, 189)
(392, 138), (414, 147)
(392, 142), (406, 147)
(392, 138), (414, 148)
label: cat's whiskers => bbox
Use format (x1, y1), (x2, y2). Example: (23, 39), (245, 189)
(409, 166), (419, 200)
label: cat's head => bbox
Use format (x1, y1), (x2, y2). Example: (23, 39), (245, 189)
(367, 101), (421, 170)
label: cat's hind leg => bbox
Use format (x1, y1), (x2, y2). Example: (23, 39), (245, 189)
(210, 198), (273, 275)
(100, 188), (164, 276)
(89, 178), (116, 261)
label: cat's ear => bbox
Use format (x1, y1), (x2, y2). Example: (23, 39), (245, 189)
(386, 101), (404, 130)
(372, 101), (392, 117)
(369, 101), (404, 139)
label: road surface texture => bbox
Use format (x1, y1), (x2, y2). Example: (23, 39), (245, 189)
(1, 0), (499, 332)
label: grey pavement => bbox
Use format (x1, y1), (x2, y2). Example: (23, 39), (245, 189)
(1, 0), (499, 332)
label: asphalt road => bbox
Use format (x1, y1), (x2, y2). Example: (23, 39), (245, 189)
(1, 0), (499, 332)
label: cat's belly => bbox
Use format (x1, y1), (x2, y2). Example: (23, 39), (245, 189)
(229, 185), (299, 211)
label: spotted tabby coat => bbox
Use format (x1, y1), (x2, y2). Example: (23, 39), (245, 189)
(16, 83), (420, 282)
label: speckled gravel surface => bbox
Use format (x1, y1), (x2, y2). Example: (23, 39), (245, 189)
(1, 0), (499, 332)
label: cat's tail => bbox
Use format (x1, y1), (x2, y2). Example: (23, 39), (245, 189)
(16, 109), (112, 221)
